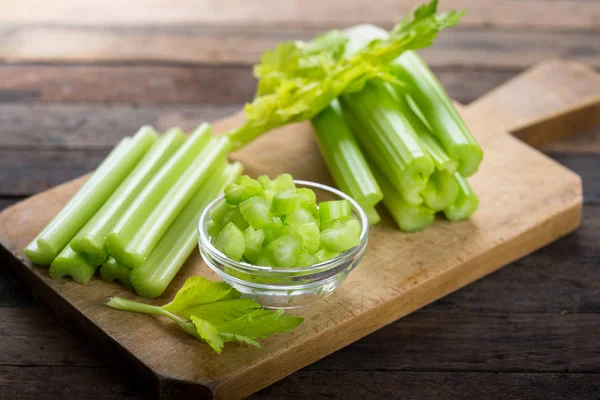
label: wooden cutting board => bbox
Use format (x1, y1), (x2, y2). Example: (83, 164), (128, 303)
(1, 60), (599, 399)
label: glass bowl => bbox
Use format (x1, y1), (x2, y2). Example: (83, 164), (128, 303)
(197, 180), (369, 309)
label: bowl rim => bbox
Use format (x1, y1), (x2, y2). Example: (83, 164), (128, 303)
(197, 179), (369, 275)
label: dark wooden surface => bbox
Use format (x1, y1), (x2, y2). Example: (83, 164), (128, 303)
(1, 1), (599, 398)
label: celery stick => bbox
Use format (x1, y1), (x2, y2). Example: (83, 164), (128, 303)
(364, 206), (381, 225)
(444, 173), (479, 221)
(392, 51), (483, 177)
(25, 128), (156, 265)
(99, 257), (133, 289)
(342, 82), (434, 205)
(371, 163), (435, 232)
(106, 124), (212, 268)
(49, 245), (96, 284)
(71, 129), (185, 265)
(311, 100), (383, 209)
(422, 170), (459, 211)
(131, 162), (242, 299)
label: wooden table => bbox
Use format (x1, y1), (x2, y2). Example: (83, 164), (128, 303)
(1, 1), (599, 399)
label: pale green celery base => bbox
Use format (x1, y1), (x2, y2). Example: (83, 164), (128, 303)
(49, 246), (97, 284)
(100, 258), (133, 289)
(422, 171), (459, 211)
(70, 236), (108, 266)
(451, 143), (484, 178)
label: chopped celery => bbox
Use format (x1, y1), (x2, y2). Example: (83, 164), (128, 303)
(267, 234), (303, 268)
(444, 173), (479, 221)
(225, 176), (264, 205)
(296, 251), (319, 267)
(319, 200), (352, 227)
(311, 99), (383, 209)
(255, 248), (275, 267)
(291, 223), (320, 254)
(422, 170), (459, 211)
(238, 196), (272, 230)
(99, 257), (133, 289)
(215, 222), (246, 261)
(222, 208), (250, 231)
(243, 227), (265, 264)
(371, 163), (435, 232)
(131, 162), (243, 299)
(363, 206), (381, 225)
(263, 218), (285, 245)
(314, 247), (339, 263)
(272, 174), (296, 191)
(271, 190), (299, 216)
(49, 245), (96, 284)
(25, 129), (156, 265)
(106, 125), (211, 268)
(285, 208), (317, 226)
(297, 188), (319, 218)
(109, 132), (230, 269)
(342, 82), (434, 205)
(70, 128), (185, 265)
(320, 219), (361, 253)
(392, 51), (483, 177)
(210, 201), (233, 225)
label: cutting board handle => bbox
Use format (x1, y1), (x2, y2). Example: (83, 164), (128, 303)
(466, 60), (600, 147)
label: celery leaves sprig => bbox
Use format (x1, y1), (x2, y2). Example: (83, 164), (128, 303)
(228, 0), (464, 150)
(107, 276), (303, 353)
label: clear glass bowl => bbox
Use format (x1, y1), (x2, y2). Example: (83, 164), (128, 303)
(197, 180), (369, 309)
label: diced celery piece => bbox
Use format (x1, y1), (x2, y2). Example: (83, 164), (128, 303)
(272, 174), (295, 191)
(320, 219), (361, 253)
(209, 201), (233, 225)
(239, 196), (272, 230)
(293, 223), (321, 254)
(257, 175), (273, 190)
(263, 218), (285, 245)
(255, 248), (275, 267)
(444, 173), (479, 221)
(297, 188), (319, 218)
(222, 208), (250, 231)
(363, 206), (381, 225)
(319, 200), (352, 227)
(285, 208), (317, 226)
(99, 257), (132, 289)
(214, 222), (245, 261)
(422, 170), (459, 211)
(49, 245), (97, 284)
(271, 190), (300, 216)
(314, 247), (339, 263)
(267, 233), (303, 268)
(207, 220), (222, 239)
(296, 251), (319, 267)
(243, 227), (265, 264)
(224, 175), (264, 205)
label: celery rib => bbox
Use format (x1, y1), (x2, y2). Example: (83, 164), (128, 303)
(25, 128), (156, 266)
(131, 162), (243, 299)
(105, 124), (212, 268)
(444, 173), (479, 221)
(422, 170), (459, 211)
(311, 100), (383, 209)
(49, 245), (96, 284)
(99, 257), (133, 289)
(70, 129), (185, 266)
(392, 51), (483, 177)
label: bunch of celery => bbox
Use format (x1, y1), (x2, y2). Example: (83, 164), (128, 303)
(25, 124), (241, 297)
(227, 0), (481, 232)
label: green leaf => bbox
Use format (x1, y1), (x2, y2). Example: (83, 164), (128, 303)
(191, 317), (224, 354)
(162, 276), (240, 315)
(178, 298), (261, 324)
(220, 333), (261, 348)
(215, 309), (304, 340)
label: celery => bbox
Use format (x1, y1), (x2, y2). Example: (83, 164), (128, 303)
(285, 208), (317, 226)
(444, 173), (479, 221)
(243, 226), (265, 264)
(131, 162), (243, 299)
(392, 51), (483, 177)
(215, 222), (246, 261)
(319, 200), (352, 227)
(70, 129), (185, 265)
(225, 176), (264, 205)
(24, 130), (156, 265)
(311, 100), (382, 209)
(238, 196), (272, 230)
(106, 125), (219, 268)
(267, 234), (303, 268)
(320, 219), (361, 253)
(99, 257), (133, 289)
(371, 163), (435, 232)
(271, 190), (299, 216)
(363, 207), (381, 225)
(49, 245), (96, 284)
(421, 170), (459, 211)
(342, 82), (434, 205)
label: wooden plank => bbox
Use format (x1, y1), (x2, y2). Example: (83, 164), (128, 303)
(0, 65), (514, 105)
(0, 1), (597, 31)
(0, 198), (20, 211)
(1, 26), (598, 69)
(540, 126), (600, 153)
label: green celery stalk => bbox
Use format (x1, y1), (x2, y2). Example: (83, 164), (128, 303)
(25, 127), (157, 265)
(49, 245), (96, 284)
(392, 51), (483, 177)
(444, 173), (479, 221)
(311, 99), (383, 209)
(421, 170), (459, 211)
(363, 206), (381, 225)
(370, 162), (435, 232)
(341, 82), (434, 205)
(70, 129), (186, 265)
(109, 135), (231, 269)
(99, 257), (133, 289)
(131, 162), (243, 299)
(106, 124), (212, 268)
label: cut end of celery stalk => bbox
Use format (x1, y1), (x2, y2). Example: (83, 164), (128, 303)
(49, 246), (97, 284)
(363, 206), (381, 225)
(100, 258), (133, 290)
(24, 240), (55, 266)
(452, 143), (484, 178)
(105, 232), (144, 269)
(422, 170), (459, 211)
(444, 174), (479, 221)
(70, 236), (108, 266)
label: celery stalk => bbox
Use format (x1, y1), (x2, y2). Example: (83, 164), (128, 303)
(444, 173), (479, 221)
(99, 257), (133, 289)
(341, 82), (434, 205)
(371, 163), (435, 232)
(25, 127), (156, 265)
(70, 129), (185, 265)
(392, 51), (483, 177)
(106, 124), (212, 268)
(363, 206), (381, 225)
(131, 162), (243, 299)
(311, 99), (383, 209)
(421, 170), (459, 211)
(49, 245), (96, 284)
